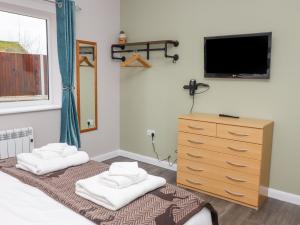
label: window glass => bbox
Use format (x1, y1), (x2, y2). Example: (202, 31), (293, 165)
(0, 10), (49, 102)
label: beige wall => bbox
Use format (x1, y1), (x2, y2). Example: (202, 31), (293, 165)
(121, 0), (300, 195)
(0, 0), (120, 157)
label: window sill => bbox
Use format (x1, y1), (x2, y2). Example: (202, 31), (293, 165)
(0, 104), (61, 116)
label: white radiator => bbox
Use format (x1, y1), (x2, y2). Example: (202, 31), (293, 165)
(0, 127), (34, 159)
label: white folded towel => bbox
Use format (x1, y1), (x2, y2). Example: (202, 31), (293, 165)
(32, 149), (61, 160)
(41, 143), (69, 153)
(98, 168), (148, 189)
(59, 146), (78, 157)
(16, 151), (89, 175)
(76, 174), (166, 210)
(108, 162), (140, 176)
(32, 144), (77, 160)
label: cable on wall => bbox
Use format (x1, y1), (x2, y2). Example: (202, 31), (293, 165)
(149, 80), (210, 167)
(189, 86), (210, 114)
(150, 133), (177, 167)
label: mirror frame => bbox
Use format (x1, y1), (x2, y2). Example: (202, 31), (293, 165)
(76, 40), (98, 133)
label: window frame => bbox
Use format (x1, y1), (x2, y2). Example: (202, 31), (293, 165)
(0, 2), (61, 115)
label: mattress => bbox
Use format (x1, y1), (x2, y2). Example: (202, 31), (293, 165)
(0, 172), (213, 225)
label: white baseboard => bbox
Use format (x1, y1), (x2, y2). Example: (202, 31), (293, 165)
(93, 149), (300, 206)
(268, 188), (300, 206)
(118, 149), (177, 171)
(92, 149), (177, 171)
(92, 150), (120, 162)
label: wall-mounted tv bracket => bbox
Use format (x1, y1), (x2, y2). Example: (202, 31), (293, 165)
(111, 40), (179, 63)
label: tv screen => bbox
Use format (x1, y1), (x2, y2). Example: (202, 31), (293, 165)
(204, 33), (272, 79)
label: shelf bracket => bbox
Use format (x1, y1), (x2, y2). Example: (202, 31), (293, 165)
(111, 40), (179, 63)
(164, 41), (179, 63)
(111, 45), (126, 62)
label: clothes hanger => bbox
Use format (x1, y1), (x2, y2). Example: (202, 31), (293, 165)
(79, 56), (94, 67)
(121, 53), (151, 68)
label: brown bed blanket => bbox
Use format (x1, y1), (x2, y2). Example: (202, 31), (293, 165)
(0, 158), (218, 225)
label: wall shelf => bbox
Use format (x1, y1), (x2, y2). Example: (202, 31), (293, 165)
(111, 40), (179, 63)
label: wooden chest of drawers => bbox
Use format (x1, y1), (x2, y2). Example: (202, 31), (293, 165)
(176, 113), (274, 209)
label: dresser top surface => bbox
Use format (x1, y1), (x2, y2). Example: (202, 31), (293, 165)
(179, 113), (273, 129)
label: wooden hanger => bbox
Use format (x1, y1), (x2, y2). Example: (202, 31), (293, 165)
(121, 53), (151, 68)
(79, 56), (94, 67)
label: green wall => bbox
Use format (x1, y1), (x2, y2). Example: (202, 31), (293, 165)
(120, 0), (300, 195)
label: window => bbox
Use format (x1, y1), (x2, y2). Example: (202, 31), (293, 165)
(0, 10), (49, 102)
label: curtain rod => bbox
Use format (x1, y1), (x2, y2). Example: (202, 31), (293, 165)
(43, 0), (82, 11)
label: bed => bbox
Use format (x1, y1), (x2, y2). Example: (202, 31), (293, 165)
(0, 159), (218, 225)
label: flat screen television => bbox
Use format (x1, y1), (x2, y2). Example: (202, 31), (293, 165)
(204, 32), (272, 79)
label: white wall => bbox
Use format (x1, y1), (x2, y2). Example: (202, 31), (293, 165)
(75, 0), (120, 156)
(0, 0), (120, 157)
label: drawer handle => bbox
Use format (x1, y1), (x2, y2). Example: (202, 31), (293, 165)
(187, 153), (203, 159)
(228, 131), (249, 137)
(187, 140), (204, 145)
(186, 166), (204, 172)
(226, 161), (247, 168)
(225, 189), (245, 197)
(226, 176), (247, 183)
(186, 179), (203, 185)
(187, 125), (204, 130)
(227, 146), (248, 152)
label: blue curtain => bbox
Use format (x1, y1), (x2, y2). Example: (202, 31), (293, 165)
(56, 0), (81, 148)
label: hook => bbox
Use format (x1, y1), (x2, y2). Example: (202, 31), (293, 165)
(173, 54), (179, 63)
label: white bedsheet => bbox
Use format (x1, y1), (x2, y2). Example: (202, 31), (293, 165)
(0, 172), (212, 225)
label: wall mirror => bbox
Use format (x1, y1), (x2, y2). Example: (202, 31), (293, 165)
(76, 40), (98, 133)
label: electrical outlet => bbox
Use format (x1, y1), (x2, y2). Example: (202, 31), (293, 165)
(146, 129), (155, 137)
(87, 119), (94, 127)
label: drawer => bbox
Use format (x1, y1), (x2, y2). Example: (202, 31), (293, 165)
(220, 138), (262, 160)
(177, 158), (259, 190)
(177, 145), (261, 175)
(178, 119), (216, 136)
(217, 124), (263, 144)
(178, 132), (214, 150)
(177, 171), (258, 207)
(178, 132), (262, 160)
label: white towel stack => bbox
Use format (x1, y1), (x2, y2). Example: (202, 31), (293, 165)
(98, 162), (148, 189)
(75, 162), (166, 210)
(16, 143), (89, 175)
(32, 143), (78, 159)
